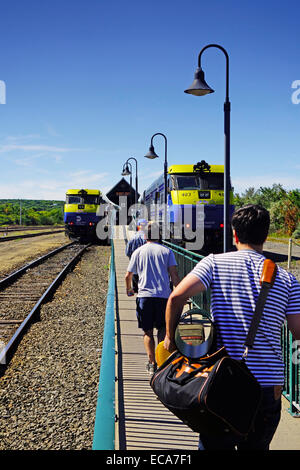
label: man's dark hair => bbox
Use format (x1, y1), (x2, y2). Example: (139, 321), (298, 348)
(231, 204), (270, 245)
(145, 221), (162, 242)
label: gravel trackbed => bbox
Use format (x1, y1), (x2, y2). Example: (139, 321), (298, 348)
(0, 245), (110, 450)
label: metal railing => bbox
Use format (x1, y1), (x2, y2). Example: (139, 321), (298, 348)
(288, 237), (300, 271)
(92, 239), (116, 450)
(285, 237), (300, 414)
(163, 240), (300, 416)
(162, 240), (210, 315)
(282, 326), (300, 416)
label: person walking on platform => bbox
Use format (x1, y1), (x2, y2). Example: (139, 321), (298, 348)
(125, 221), (180, 375)
(125, 219), (148, 259)
(164, 204), (300, 450)
(125, 219), (148, 293)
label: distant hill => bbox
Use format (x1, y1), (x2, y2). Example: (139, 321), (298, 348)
(0, 199), (65, 226)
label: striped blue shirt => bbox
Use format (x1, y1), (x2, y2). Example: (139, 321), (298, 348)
(191, 249), (300, 386)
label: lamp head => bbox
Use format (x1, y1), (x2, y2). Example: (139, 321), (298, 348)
(121, 163), (131, 176)
(144, 145), (159, 160)
(184, 68), (214, 96)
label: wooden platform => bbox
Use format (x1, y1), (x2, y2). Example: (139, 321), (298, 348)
(113, 226), (199, 450)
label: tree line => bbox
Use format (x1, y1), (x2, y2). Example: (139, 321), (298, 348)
(234, 184), (300, 238)
(0, 199), (64, 226)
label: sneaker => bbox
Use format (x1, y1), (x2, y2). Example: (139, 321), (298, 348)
(146, 362), (157, 375)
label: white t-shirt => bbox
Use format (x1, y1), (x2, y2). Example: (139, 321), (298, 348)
(127, 242), (177, 299)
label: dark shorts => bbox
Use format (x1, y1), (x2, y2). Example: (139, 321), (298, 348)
(136, 297), (168, 332)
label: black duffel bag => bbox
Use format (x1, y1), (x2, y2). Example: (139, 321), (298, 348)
(150, 345), (261, 436)
(150, 259), (277, 437)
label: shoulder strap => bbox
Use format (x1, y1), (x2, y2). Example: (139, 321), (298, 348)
(243, 259), (277, 357)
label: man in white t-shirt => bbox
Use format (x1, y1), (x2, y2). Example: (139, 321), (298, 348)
(164, 204), (300, 450)
(125, 222), (180, 375)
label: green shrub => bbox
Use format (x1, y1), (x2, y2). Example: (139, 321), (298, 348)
(293, 224), (300, 239)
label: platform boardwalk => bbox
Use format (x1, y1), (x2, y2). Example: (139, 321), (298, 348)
(113, 226), (199, 450)
(113, 226), (300, 451)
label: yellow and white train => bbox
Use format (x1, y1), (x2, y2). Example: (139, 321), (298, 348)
(142, 161), (234, 251)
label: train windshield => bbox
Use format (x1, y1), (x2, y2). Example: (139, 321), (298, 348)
(66, 195), (99, 204)
(66, 195), (81, 204)
(82, 195), (99, 204)
(175, 173), (224, 190)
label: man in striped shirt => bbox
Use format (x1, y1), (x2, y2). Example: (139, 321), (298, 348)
(164, 204), (300, 450)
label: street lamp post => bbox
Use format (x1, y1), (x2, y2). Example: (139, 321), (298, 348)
(121, 161), (133, 188)
(144, 133), (168, 206)
(184, 44), (231, 253)
(144, 133), (168, 232)
(122, 157), (138, 206)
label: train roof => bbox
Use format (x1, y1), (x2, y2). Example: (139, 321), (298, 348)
(168, 164), (224, 174)
(65, 189), (101, 195)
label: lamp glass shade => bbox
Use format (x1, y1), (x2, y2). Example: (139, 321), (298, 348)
(144, 145), (159, 160)
(184, 68), (214, 96)
(121, 163), (131, 176)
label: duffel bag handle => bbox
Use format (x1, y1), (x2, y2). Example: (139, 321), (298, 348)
(166, 359), (208, 385)
(175, 308), (215, 360)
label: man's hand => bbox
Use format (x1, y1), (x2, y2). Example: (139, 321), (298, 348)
(126, 288), (135, 297)
(125, 271), (134, 295)
(164, 335), (177, 353)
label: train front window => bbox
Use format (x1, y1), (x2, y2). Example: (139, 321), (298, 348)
(200, 174), (224, 190)
(83, 195), (99, 204)
(67, 196), (81, 204)
(175, 173), (224, 190)
(176, 175), (200, 190)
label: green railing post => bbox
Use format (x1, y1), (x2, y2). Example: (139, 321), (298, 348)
(92, 240), (116, 450)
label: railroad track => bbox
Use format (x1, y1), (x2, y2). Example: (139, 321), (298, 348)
(0, 229), (65, 242)
(0, 225), (64, 233)
(0, 241), (90, 373)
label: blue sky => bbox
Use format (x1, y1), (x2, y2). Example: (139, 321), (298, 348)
(0, 0), (299, 201)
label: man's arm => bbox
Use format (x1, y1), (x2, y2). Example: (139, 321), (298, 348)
(168, 265), (180, 287)
(164, 273), (207, 352)
(125, 271), (134, 296)
(287, 314), (300, 340)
